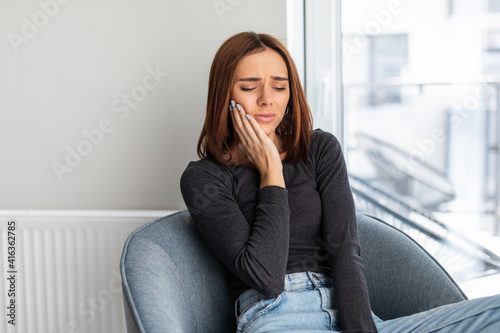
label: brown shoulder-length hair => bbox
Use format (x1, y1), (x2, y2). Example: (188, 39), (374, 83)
(197, 31), (313, 165)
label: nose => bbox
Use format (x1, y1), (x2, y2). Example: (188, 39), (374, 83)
(257, 85), (273, 106)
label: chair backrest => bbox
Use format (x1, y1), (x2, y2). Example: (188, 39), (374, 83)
(121, 211), (467, 332)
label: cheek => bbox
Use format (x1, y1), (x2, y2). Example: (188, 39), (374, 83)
(282, 91), (291, 105)
(229, 88), (237, 100)
(276, 90), (290, 108)
(276, 114), (285, 125)
(230, 85), (242, 99)
(230, 89), (245, 102)
(232, 96), (254, 111)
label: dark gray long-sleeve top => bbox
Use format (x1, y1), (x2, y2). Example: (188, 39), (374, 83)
(180, 129), (377, 332)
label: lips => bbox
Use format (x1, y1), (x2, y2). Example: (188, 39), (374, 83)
(253, 113), (276, 123)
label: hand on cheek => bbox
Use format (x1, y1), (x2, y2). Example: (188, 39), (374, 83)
(229, 100), (283, 183)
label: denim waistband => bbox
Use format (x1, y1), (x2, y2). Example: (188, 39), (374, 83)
(283, 271), (333, 292)
(236, 271), (333, 317)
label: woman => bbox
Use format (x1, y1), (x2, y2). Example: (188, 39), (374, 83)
(180, 32), (500, 332)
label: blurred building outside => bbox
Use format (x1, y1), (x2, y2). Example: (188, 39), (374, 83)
(341, 0), (500, 298)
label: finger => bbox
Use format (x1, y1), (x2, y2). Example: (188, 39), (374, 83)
(232, 102), (256, 148)
(230, 101), (249, 147)
(236, 103), (260, 145)
(245, 113), (271, 144)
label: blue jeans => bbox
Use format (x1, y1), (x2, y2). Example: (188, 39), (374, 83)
(235, 271), (500, 332)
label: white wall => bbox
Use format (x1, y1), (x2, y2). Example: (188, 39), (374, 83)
(0, 0), (288, 210)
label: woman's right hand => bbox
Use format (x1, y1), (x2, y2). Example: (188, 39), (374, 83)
(230, 101), (285, 189)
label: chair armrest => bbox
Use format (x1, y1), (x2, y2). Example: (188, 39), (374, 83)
(122, 236), (189, 333)
(357, 213), (467, 320)
(120, 211), (236, 333)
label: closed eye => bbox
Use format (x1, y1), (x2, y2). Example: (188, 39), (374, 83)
(240, 87), (286, 92)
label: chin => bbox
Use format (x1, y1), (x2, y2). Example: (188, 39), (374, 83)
(260, 124), (278, 136)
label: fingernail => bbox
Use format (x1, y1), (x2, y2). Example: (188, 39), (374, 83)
(236, 104), (241, 111)
(245, 114), (251, 120)
(229, 105), (232, 112)
(231, 100), (235, 108)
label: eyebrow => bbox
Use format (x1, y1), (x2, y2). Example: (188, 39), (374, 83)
(237, 76), (289, 82)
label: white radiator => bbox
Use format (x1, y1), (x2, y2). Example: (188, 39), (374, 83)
(0, 210), (174, 333)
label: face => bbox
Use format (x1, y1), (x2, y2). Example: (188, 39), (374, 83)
(230, 48), (290, 139)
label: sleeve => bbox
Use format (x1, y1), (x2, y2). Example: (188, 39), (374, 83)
(314, 131), (378, 333)
(180, 161), (290, 297)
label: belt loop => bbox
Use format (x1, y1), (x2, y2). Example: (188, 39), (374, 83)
(306, 271), (320, 289)
(284, 274), (290, 291)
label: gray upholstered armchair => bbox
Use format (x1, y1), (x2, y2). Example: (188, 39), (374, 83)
(120, 210), (467, 333)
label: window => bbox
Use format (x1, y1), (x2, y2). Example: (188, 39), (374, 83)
(370, 34), (408, 105)
(450, 0), (500, 14)
(489, 0), (500, 12)
(303, 0), (500, 299)
(484, 30), (500, 74)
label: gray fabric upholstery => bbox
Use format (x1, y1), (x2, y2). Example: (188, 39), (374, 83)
(120, 210), (467, 333)
(121, 211), (235, 333)
(357, 214), (467, 320)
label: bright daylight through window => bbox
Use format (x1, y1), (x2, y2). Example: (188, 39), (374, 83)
(340, 0), (500, 298)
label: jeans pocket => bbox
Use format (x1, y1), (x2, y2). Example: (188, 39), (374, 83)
(237, 293), (285, 332)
